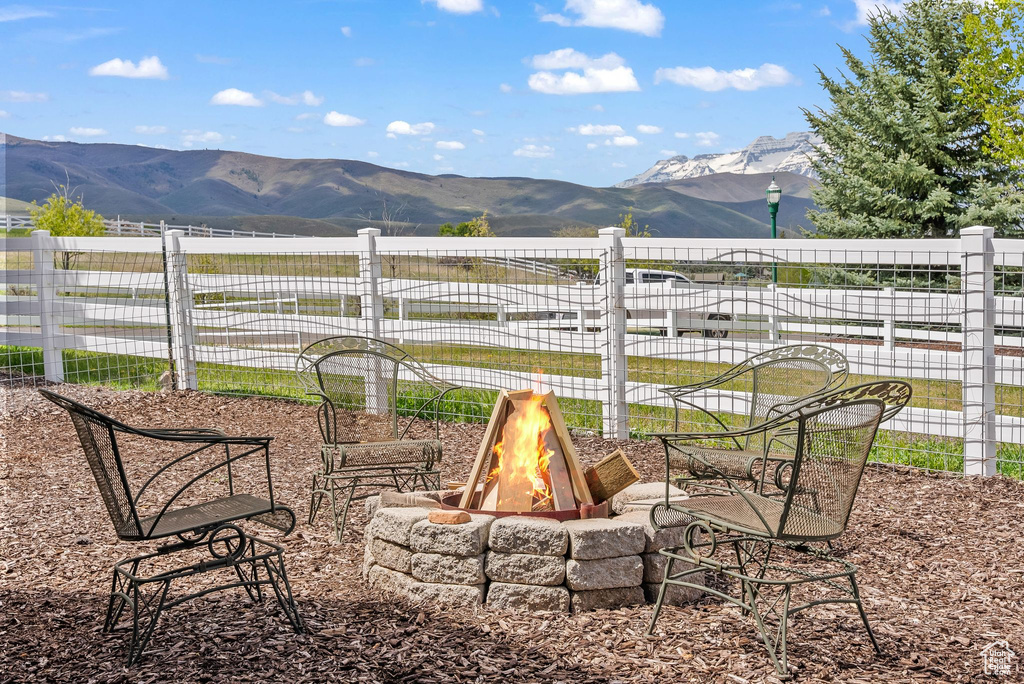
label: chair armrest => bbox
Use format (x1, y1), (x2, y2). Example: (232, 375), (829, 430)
(140, 427), (228, 438)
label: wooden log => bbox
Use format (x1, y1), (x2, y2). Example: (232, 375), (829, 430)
(584, 449), (640, 503)
(459, 389), (510, 508)
(542, 426), (576, 510)
(542, 391), (593, 505)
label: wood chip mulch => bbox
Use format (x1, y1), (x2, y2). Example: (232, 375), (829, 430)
(2, 386), (1023, 683)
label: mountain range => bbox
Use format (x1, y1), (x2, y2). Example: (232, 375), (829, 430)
(617, 132), (821, 187)
(1, 133), (818, 237)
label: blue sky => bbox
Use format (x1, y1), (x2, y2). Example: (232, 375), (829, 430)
(0, 0), (897, 187)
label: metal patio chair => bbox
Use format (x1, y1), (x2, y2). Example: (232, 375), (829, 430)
(660, 344), (849, 489)
(647, 380), (912, 676)
(296, 336), (458, 541)
(40, 389), (302, 666)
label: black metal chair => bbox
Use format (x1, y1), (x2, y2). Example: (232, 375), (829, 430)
(295, 336), (458, 541)
(647, 380), (912, 676)
(40, 389), (302, 666)
(660, 344), (849, 488)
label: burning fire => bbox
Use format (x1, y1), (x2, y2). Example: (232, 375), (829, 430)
(487, 393), (555, 511)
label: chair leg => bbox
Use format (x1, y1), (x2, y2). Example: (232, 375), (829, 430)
(309, 473), (325, 525)
(335, 480), (358, 543)
(646, 554), (676, 635)
(234, 537), (264, 602)
(745, 579), (792, 677)
(104, 558), (139, 632)
(125, 578), (171, 666)
(262, 552), (303, 633)
(850, 573), (882, 655)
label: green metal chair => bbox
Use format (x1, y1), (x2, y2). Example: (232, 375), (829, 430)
(647, 380), (912, 677)
(296, 336), (458, 541)
(40, 389), (302, 666)
(659, 344), (849, 489)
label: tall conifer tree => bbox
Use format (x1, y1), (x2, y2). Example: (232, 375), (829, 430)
(804, 0), (1023, 238)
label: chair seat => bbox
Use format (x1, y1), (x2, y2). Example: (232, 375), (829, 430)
(655, 494), (842, 540)
(140, 493), (274, 538)
(671, 445), (791, 479)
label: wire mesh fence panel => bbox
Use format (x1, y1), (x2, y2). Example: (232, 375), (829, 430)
(2, 233), (174, 389)
(993, 239), (1024, 479)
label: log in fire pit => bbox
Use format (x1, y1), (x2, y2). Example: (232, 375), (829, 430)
(443, 389), (638, 520)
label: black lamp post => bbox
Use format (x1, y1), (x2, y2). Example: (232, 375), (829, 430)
(766, 177), (782, 283)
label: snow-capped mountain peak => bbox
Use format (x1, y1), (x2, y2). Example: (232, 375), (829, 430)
(616, 131), (821, 187)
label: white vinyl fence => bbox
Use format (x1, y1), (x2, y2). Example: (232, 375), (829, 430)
(3, 224), (1022, 478)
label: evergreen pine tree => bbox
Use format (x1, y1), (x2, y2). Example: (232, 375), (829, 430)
(803, 0), (1024, 238)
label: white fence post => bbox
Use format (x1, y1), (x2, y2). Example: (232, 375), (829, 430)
(767, 283), (780, 343)
(599, 227), (628, 439)
(882, 286), (896, 350)
(358, 227), (387, 413)
(32, 230), (63, 382)
(961, 226), (996, 476)
(164, 228), (198, 390)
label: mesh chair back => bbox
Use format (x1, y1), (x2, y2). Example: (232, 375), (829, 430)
(777, 380), (912, 540)
(40, 390), (142, 539)
(314, 350), (401, 443)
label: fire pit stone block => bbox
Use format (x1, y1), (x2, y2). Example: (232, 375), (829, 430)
(611, 482), (686, 515)
(367, 564), (414, 595)
(570, 586), (645, 613)
(488, 516), (569, 556)
(565, 556), (644, 591)
(406, 580), (485, 608)
(562, 519), (646, 560)
(484, 552), (566, 586)
(486, 582), (571, 612)
(367, 507), (432, 547)
(411, 552), (487, 585)
(371, 537), (415, 573)
(410, 514), (495, 557)
(613, 510), (695, 553)
(642, 581), (703, 606)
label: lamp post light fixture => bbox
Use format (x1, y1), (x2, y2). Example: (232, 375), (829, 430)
(766, 177), (782, 283)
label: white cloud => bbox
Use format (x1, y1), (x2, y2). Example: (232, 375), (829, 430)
(540, 0), (665, 37)
(694, 131), (720, 147)
(367, 151), (379, 158)
(674, 131), (690, 139)
(655, 63), (795, 91)
(354, 57), (374, 67)
(514, 144), (554, 158)
(69, 126), (107, 137)
(0, 109), (8, 118)
(341, 25), (353, 37)
(89, 56), (169, 79)
(572, 123), (625, 136)
(659, 149), (678, 156)
(324, 111), (366, 127)
(181, 130), (224, 147)
(386, 120), (435, 136)
(210, 88), (263, 106)
(591, 104), (604, 112)
(817, 5), (831, 16)
(499, 83), (513, 93)
(425, 0), (483, 13)
(1, 90), (48, 102)
(851, 0), (904, 26)
(0, 5), (53, 21)
(42, 134), (66, 141)
(133, 125), (168, 134)
(433, 153), (444, 160)
(529, 65), (640, 95)
(529, 48), (625, 70)
(636, 124), (662, 134)
(286, 126), (305, 133)
(296, 112), (319, 121)
(471, 128), (485, 136)
(436, 140), (465, 150)
(586, 142), (599, 150)
(266, 89), (325, 106)
(605, 135), (639, 147)
(393, 161), (410, 168)
(611, 161), (627, 168)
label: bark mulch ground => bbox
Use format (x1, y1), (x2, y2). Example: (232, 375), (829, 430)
(2, 386), (1023, 683)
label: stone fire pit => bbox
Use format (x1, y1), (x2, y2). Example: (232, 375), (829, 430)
(362, 483), (702, 613)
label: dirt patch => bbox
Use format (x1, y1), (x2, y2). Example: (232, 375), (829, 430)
(2, 385), (1023, 683)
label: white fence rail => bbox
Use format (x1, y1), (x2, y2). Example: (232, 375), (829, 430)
(4, 224), (1023, 477)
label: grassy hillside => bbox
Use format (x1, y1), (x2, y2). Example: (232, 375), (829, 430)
(2, 134), (772, 238)
(1, 196), (34, 214)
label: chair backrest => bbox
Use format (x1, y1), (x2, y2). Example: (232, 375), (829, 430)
(296, 336), (453, 444)
(776, 380), (912, 541)
(742, 344), (849, 449)
(39, 389), (142, 539)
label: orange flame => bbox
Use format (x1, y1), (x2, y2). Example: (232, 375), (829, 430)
(487, 393), (554, 511)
